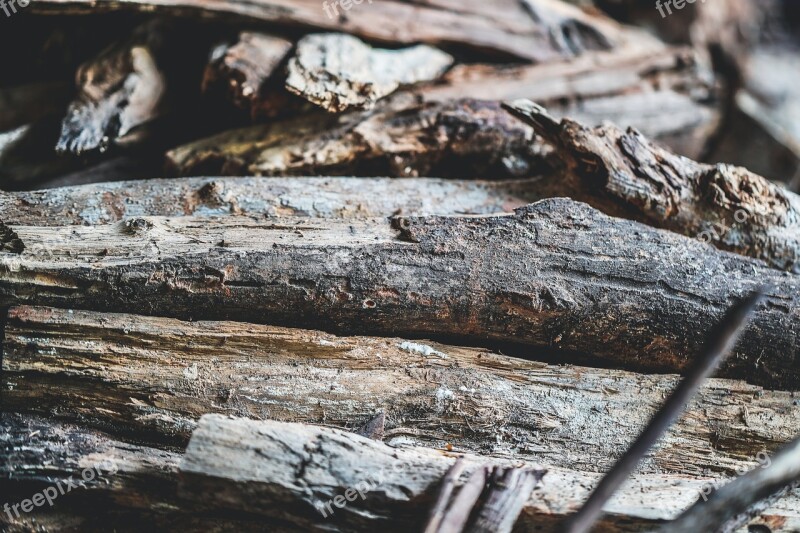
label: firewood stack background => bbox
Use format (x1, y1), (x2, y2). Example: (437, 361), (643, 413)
(1, 0), (800, 531)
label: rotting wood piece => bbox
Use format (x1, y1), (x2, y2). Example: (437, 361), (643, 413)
(177, 414), (800, 532)
(285, 33), (453, 112)
(0, 198), (798, 387)
(4, 413), (798, 532)
(30, 0), (638, 62)
(0, 177), (545, 226)
(202, 31), (293, 113)
(504, 100), (800, 272)
(165, 97), (549, 179)
(418, 45), (719, 161)
(5, 306), (798, 474)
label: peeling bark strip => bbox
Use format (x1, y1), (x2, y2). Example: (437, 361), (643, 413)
(0, 198), (799, 387)
(56, 20), (169, 155)
(177, 415), (800, 532)
(30, 0), (633, 62)
(0, 177), (544, 226)
(166, 98), (547, 179)
(6, 306), (799, 474)
(202, 32), (292, 112)
(504, 100), (800, 272)
(286, 33), (453, 112)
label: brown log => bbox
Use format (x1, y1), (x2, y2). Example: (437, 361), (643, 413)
(504, 100), (800, 272)
(0, 176), (543, 226)
(5, 305), (799, 475)
(202, 31), (293, 114)
(418, 45), (719, 161)
(285, 33), (453, 112)
(165, 97), (549, 179)
(0, 198), (799, 387)
(177, 414), (800, 532)
(30, 0), (637, 62)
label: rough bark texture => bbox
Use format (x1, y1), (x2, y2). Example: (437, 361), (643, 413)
(505, 100), (800, 272)
(5, 306), (799, 475)
(30, 0), (637, 62)
(285, 33), (453, 112)
(202, 31), (292, 113)
(165, 97), (549, 179)
(177, 415), (800, 532)
(4, 413), (797, 532)
(0, 198), (798, 387)
(0, 177), (544, 226)
(418, 45), (719, 161)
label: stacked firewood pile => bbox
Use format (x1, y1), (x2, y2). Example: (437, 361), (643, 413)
(1, 0), (800, 531)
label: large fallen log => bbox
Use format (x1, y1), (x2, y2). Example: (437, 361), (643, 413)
(0, 198), (798, 387)
(177, 414), (800, 532)
(5, 305), (798, 475)
(504, 100), (800, 272)
(0, 177), (543, 226)
(30, 0), (639, 62)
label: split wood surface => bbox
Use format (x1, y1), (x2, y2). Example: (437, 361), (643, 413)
(4, 305), (798, 476)
(0, 177), (543, 226)
(0, 198), (798, 387)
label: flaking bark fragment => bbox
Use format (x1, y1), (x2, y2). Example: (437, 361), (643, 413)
(505, 99), (800, 272)
(286, 33), (453, 112)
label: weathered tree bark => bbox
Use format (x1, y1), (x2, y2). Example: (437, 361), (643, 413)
(418, 45), (719, 161)
(0, 177), (544, 226)
(202, 31), (293, 115)
(165, 97), (550, 179)
(5, 305), (798, 475)
(0, 198), (798, 387)
(177, 414), (800, 532)
(30, 0), (637, 62)
(285, 33), (453, 112)
(168, 42), (721, 178)
(4, 413), (797, 532)
(505, 100), (800, 272)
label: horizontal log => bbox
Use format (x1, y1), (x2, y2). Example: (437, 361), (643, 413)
(0, 177), (543, 226)
(168, 45), (721, 178)
(165, 97), (547, 179)
(30, 0), (638, 62)
(418, 45), (720, 160)
(177, 414), (800, 532)
(3, 413), (798, 532)
(5, 306), (799, 476)
(504, 100), (800, 272)
(0, 198), (798, 387)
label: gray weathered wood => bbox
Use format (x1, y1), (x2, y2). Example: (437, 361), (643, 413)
(0, 198), (798, 387)
(505, 100), (800, 272)
(5, 305), (799, 474)
(177, 414), (800, 531)
(0, 176), (543, 226)
(286, 33), (453, 112)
